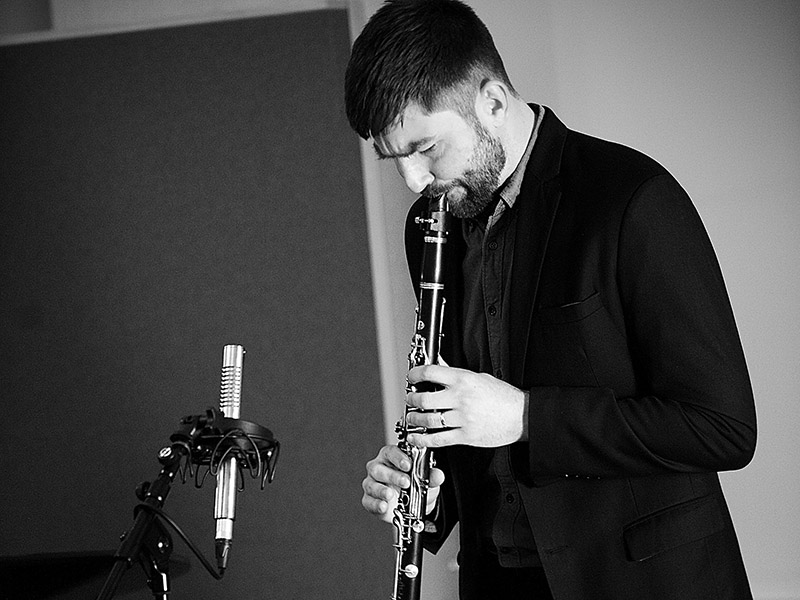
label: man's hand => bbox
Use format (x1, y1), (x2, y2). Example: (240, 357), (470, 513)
(405, 365), (529, 448)
(361, 444), (445, 523)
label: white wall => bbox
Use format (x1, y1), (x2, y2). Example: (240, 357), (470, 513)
(356, 1), (800, 599)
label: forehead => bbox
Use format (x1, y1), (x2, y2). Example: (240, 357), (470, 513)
(371, 103), (471, 159)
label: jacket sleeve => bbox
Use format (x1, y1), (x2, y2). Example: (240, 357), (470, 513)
(526, 174), (756, 479)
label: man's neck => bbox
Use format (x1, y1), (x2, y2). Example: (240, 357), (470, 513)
(498, 100), (536, 183)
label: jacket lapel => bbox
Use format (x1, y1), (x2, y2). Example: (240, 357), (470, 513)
(508, 108), (568, 387)
(405, 108), (570, 382)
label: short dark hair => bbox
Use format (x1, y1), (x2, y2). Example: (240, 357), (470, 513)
(345, 0), (516, 140)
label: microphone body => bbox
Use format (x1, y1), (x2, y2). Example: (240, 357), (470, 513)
(214, 344), (244, 572)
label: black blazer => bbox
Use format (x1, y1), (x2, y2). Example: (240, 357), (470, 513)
(405, 108), (756, 599)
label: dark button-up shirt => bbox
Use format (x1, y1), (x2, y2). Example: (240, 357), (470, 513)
(461, 105), (543, 567)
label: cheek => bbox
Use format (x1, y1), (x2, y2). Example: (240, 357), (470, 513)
(432, 151), (470, 181)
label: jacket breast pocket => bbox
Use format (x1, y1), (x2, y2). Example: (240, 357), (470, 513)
(623, 494), (726, 562)
(538, 290), (604, 324)
(529, 291), (634, 390)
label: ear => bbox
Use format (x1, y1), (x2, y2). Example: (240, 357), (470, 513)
(475, 80), (510, 127)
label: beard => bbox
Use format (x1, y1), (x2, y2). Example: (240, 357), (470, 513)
(427, 122), (506, 219)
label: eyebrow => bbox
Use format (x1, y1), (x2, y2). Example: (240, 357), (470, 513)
(372, 136), (435, 160)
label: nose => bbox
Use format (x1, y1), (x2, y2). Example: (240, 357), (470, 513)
(395, 156), (434, 194)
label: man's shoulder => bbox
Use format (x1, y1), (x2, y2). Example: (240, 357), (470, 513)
(522, 110), (684, 221)
(535, 107), (668, 184)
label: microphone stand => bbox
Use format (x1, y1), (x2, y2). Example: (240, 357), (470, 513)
(96, 414), (204, 600)
(96, 409), (279, 600)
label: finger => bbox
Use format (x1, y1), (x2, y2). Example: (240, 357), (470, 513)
(362, 475), (397, 501)
(361, 490), (389, 515)
(378, 445), (413, 472)
(406, 409), (456, 430)
(425, 484), (441, 515)
(407, 364), (451, 386)
(361, 487), (397, 523)
(367, 460), (411, 490)
(406, 429), (459, 449)
(429, 467), (446, 489)
(361, 473), (405, 523)
(406, 388), (443, 411)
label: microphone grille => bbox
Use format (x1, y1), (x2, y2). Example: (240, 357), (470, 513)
(220, 344), (245, 419)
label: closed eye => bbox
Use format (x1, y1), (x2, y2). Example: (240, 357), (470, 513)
(419, 143), (438, 156)
(372, 137), (437, 160)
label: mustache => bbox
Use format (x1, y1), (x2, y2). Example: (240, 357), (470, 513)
(423, 184), (454, 198)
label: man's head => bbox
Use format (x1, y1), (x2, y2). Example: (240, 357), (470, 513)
(345, 0), (520, 218)
(345, 0), (516, 141)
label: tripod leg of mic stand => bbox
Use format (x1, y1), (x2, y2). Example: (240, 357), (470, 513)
(97, 446), (184, 600)
(139, 517), (173, 600)
(97, 505), (157, 600)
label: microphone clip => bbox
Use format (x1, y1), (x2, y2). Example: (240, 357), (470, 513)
(170, 408), (280, 490)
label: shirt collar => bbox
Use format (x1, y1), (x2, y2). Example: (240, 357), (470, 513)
(497, 104), (543, 210)
(473, 104), (542, 231)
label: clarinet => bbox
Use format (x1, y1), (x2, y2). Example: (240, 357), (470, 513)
(392, 194), (450, 600)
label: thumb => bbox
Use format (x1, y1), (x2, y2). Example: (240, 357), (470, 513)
(425, 467), (445, 515)
(430, 467), (445, 489)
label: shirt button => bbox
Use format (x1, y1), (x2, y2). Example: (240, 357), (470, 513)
(505, 493), (515, 504)
(488, 241), (498, 250)
(488, 305), (497, 316)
